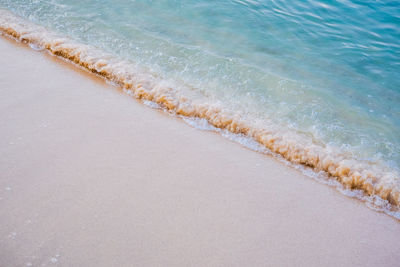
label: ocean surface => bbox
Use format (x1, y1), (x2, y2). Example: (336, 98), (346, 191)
(0, 1), (399, 216)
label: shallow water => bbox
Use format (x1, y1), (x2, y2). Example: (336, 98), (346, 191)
(0, 1), (399, 212)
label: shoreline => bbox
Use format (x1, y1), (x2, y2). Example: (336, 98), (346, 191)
(1, 30), (400, 266)
(1, 8), (399, 214)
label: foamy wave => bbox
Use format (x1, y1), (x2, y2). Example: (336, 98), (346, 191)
(1, 9), (399, 218)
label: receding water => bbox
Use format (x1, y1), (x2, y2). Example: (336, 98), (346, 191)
(0, 1), (399, 212)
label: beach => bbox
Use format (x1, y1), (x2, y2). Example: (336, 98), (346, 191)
(0, 33), (399, 267)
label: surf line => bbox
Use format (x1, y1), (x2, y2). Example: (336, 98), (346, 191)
(1, 9), (399, 214)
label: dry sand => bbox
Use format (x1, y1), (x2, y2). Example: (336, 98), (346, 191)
(0, 36), (399, 267)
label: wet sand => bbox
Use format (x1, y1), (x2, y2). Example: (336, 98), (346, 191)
(0, 36), (399, 267)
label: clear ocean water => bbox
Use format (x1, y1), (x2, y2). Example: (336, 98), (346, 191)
(1, 1), (399, 212)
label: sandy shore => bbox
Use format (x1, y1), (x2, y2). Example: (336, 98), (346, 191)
(0, 36), (399, 267)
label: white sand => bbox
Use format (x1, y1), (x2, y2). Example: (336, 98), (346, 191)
(0, 36), (399, 267)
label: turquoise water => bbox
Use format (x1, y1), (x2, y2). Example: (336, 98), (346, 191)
(1, 1), (399, 207)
